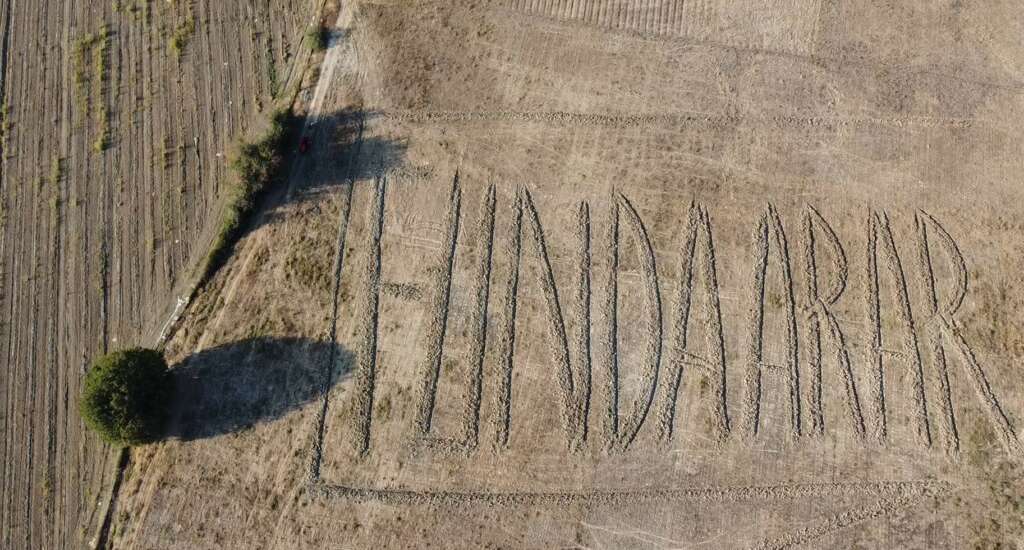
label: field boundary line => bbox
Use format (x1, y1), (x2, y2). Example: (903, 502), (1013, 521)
(379, 110), (975, 130)
(305, 479), (950, 506)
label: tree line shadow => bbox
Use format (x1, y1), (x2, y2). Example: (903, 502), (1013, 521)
(302, 107), (408, 187)
(292, 108), (407, 191)
(250, 106), (409, 229)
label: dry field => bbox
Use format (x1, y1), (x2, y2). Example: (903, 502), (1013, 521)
(0, 1), (323, 548)
(57, 0), (1024, 548)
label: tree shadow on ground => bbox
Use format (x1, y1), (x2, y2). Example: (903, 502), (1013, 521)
(303, 106), (407, 184)
(258, 107), (409, 228)
(295, 107), (408, 191)
(166, 336), (352, 441)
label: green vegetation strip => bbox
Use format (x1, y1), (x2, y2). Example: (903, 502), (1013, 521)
(73, 26), (112, 152)
(198, 108), (296, 287)
(169, 14), (196, 58)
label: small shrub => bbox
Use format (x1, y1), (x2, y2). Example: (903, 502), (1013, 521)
(305, 26), (327, 52)
(169, 16), (196, 58)
(80, 348), (173, 446)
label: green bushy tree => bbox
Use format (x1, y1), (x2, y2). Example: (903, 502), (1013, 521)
(305, 26), (327, 51)
(80, 348), (173, 446)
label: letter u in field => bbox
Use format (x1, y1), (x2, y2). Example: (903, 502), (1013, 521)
(413, 175), (497, 453)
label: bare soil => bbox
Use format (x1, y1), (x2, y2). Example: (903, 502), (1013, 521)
(77, 0), (1024, 547)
